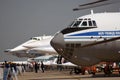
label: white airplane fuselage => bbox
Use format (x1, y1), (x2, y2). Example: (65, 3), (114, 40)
(8, 36), (52, 52)
(26, 37), (57, 54)
(51, 12), (120, 66)
(6, 35), (54, 57)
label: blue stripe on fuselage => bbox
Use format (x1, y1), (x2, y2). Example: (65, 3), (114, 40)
(68, 31), (120, 36)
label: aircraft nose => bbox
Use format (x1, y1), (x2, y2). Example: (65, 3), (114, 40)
(50, 32), (65, 52)
(10, 46), (27, 52)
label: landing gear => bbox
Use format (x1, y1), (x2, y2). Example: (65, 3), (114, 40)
(74, 67), (81, 74)
(70, 66), (85, 75)
(104, 65), (113, 76)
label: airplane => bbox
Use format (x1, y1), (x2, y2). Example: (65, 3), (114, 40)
(23, 36), (57, 55)
(33, 55), (58, 65)
(50, 0), (120, 67)
(5, 35), (52, 52)
(5, 35), (52, 57)
(32, 55), (77, 68)
(7, 0), (118, 54)
(5, 0), (120, 66)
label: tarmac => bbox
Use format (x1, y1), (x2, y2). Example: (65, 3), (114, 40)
(17, 70), (120, 80)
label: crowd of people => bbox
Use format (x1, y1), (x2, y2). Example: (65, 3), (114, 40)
(1, 61), (45, 80)
(1, 57), (120, 80)
(1, 56), (68, 80)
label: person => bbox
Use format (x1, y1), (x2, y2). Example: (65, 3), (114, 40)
(104, 64), (112, 76)
(3, 61), (10, 80)
(57, 55), (62, 71)
(41, 61), (44, 73)
(34, 62), (38, 73)
(10, 63), (18, 80)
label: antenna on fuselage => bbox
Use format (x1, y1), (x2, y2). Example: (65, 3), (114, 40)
(91, 10), (94, 14)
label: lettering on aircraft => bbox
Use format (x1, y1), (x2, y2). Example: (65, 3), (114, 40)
(98, 31), (120, 36)
(68, 31), (120, 36)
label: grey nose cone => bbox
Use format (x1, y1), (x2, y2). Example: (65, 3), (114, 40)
(50, 32), (65, 50)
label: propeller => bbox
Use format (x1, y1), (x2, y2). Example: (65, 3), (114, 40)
(73, 0), (120, 11)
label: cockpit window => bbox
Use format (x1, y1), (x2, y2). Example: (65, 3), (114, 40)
(68, 18), (97, 28)
(88, 21), (92, 26)
(81, 19), (97, 27)
(73, 21), (81, 27)
(92, 20), (97, 26)
(33, 38), (37, 40)
(30, 38), (40, 41)
(81, 21), (87, 26)
(61, 18), (97, 34)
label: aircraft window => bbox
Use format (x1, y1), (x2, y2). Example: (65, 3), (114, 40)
(88, 21), (92, 26)
(81, 21), (87, 26)
(92, 20), (97, 26)
(32, 38), (38, 40)
(73, 21), (81, 27)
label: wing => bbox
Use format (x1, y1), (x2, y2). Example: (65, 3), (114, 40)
(81, 37), (120, 48)
(73, 0), (120, 11)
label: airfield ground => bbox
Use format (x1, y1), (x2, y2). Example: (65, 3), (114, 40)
(17, 70), (120, 80)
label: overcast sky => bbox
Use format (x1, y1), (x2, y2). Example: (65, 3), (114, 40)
(0, 0), (120, 61)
